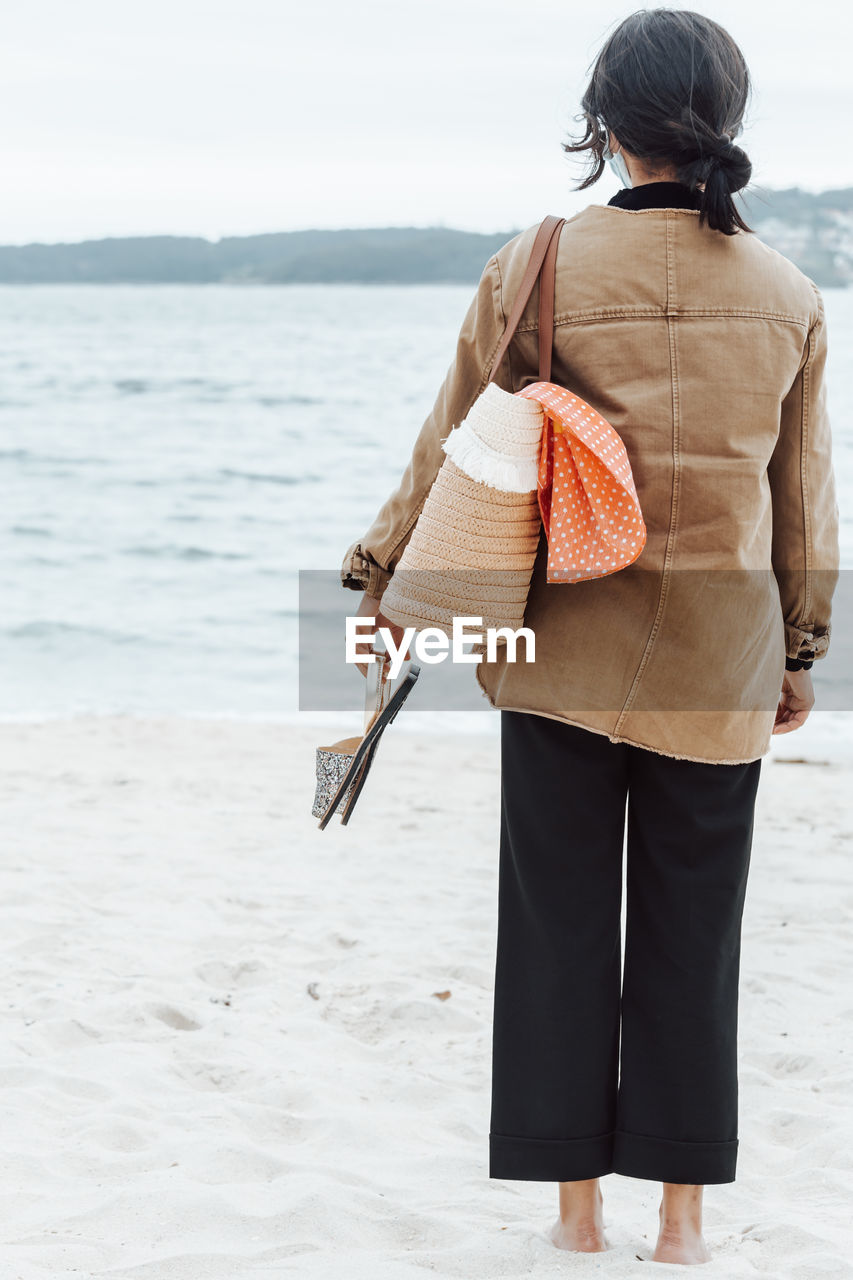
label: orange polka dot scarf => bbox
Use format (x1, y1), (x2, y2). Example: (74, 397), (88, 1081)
(516, 381), (647, 584)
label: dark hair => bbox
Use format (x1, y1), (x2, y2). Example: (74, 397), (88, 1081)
(563, 8), (753, 235)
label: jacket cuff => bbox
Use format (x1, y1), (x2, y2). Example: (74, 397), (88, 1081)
(784, 621), (830, 662)
(340, 540), (394, 597)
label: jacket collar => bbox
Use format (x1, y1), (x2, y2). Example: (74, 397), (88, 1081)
(607, 181), (702, 211)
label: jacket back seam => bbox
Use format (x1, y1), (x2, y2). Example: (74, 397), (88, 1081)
(614, 213), (683, 730)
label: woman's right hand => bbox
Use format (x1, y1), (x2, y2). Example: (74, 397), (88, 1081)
(772, 667), (815, 734)
(351, 589), (412, 679)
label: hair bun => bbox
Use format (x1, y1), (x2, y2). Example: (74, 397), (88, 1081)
(708, 134), (752, 196)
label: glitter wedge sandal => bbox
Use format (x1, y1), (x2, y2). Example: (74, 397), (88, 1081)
(313, 634), (421, 829)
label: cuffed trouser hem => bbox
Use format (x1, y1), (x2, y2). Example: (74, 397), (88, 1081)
(489, 1131), (614, 1182)
(489, 1130), (739, 1184)
(613, 1130), (738, 1185)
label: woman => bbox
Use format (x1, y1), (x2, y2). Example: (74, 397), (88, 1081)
(340, 8), (840, 1266)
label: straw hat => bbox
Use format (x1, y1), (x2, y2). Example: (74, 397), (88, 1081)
(380, 381), (544, 637)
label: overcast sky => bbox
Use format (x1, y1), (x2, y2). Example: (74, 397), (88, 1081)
(2, 0), (851, 244)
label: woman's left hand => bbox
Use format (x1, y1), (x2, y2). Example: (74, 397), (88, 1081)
(772, 667), (815, 734)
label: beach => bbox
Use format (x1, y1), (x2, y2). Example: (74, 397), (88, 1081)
(1, 275), (851, 1278)
(0, 713), (851, 1278)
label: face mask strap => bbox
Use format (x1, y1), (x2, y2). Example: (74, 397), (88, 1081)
(600, 130), (633, 189)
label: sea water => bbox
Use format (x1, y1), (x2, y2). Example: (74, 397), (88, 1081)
(1, 283), (851, 722)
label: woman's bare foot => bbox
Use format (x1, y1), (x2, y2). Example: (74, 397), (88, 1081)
(548, 1178), (608, 1252)
(653, 1183), (711, 1265)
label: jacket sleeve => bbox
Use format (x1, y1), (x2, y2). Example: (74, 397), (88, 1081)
(767, 284), (840, 662)
(341, 252), (512, 595)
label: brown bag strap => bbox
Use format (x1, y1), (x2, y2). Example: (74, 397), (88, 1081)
(487, 214), (565, 387)
(537, 218), (564, 382)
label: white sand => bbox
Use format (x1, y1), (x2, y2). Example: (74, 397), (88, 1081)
(0, 712), (851, 1278)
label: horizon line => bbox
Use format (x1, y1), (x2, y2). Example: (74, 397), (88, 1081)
(1, 183), (851, 251)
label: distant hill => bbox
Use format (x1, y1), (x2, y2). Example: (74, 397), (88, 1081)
(0, 227), (516, 286)
(739, 186), (853, 287)
(0, 188), (850, 287)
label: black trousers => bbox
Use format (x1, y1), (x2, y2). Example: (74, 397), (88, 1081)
(489, 709), (762, 1186)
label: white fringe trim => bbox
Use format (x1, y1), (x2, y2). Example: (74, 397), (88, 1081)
(442, 419), (539, 492)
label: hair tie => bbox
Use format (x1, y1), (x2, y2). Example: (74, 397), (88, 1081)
(717, 132), (737, 160)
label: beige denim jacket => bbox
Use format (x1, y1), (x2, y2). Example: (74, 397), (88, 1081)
(341, 203), (840, 763)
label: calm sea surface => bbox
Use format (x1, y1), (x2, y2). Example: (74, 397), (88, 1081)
(1, 284), (851, 718)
